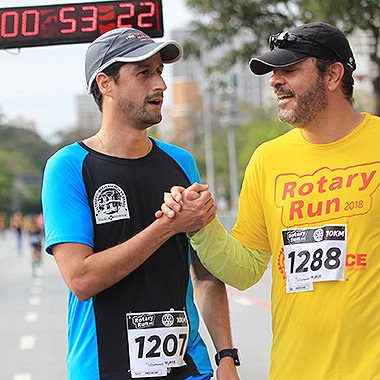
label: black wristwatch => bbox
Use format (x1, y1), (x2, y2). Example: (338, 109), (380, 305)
(214, 348), (240, 366)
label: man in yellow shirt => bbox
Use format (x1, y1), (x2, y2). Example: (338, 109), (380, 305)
(159, 22), (380, 379)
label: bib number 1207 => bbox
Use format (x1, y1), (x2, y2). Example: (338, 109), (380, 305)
(135, 333), (187, 359)
(127, 310), (189, 378)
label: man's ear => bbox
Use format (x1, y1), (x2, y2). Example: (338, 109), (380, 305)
(326, 62), (345, 91)
(96, 73), (112, 95)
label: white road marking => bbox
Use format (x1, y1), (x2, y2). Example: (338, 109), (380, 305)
(233, 297), (256, 306)
(227, 287), (271, 310)
(13, 373), (32, 380)
(30, 287), (41, 295)
(25, 312), (39, 323)
(29, 297), (40, 306)
(32, 278), (43, 287)
(19, 335), (36, 350)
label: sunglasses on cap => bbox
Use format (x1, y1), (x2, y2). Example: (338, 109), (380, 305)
(268, 31), (355, 69)
(269, 32), (320, 51)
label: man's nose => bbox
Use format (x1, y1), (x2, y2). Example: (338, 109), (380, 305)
(269, 71), (286, 89)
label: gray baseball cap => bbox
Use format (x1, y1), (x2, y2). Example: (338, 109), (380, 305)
(85, 27), (183, 92)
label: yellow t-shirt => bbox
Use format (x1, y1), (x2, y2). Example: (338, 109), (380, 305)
(232, 113), (380, 379)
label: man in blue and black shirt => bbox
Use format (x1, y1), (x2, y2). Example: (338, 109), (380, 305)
(42, 27), (240, 380)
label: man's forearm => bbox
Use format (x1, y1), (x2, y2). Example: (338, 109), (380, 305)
(192, 272), (240, 379)
(53, 216), (182, 301)
(188, 217), (271, 290)
(193, 273), (233, 350)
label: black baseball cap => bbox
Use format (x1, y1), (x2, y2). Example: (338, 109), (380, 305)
(249, 22), (356, 75)
(85, 28), (183, 92)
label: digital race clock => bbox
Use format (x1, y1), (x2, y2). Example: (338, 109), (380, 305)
(0, 1), (163, 49)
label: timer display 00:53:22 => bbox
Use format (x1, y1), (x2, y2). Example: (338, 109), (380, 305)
(0, 0), (163, 49)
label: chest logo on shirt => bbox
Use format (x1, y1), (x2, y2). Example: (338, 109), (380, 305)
(93, 183), (130, 224)
(275, 162), (380, 227)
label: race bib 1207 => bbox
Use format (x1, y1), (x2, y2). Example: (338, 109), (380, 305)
(126, 310), (189, 378)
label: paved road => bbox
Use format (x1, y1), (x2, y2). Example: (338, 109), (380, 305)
(0, 230), (67, 380)
(0, 230), (272, 379)
(202, 270), (272, 379)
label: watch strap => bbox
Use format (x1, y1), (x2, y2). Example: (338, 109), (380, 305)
(214, 348), (240, 366)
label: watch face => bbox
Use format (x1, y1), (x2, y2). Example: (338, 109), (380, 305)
(0, 0), (163, 49)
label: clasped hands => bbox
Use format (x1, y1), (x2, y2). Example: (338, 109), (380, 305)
(155, 183), (216, 234)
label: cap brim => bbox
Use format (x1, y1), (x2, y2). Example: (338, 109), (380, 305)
(114, 40), (183, 64)
(87, 40), (183, 92)
(249, 49), (309, 75)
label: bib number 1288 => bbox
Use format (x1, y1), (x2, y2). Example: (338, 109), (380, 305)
(282, 225), (347, 293)
(288, 247), (342, 274)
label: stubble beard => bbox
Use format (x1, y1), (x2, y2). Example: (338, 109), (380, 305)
(119, 97), (162, 129)
(278, 74), (328, 129)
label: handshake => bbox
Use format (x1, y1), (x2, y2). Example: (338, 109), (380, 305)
(155, 183), (216, 234)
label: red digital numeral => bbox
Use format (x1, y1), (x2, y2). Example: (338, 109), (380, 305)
(117, 3), (134, 28)
(1, 11), (19, 38)
(22, 10), (39, 36)
(1, 9), (40, 38)
(60, 7), (76, 34)
(81, 6), (97, 32)
(117, 2), (155, 28)
(138, 2), (154, 28)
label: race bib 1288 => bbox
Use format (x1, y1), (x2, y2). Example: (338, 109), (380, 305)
(282, 225), (347, 293)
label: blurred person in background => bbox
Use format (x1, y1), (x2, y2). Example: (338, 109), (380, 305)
(10, 211), (24, 256)
(28, 215), (43, 277)
(160, 22), (380, 379)
(0, 212), (6, 239)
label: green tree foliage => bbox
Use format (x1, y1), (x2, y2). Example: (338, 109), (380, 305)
(295, 0), (380, 115)
(53, 127), (94, 151)
(235, 112), (290, 181)
(0, 126), (54, 215)
(185, 0), (380, 113)
(0, 125), (54, 170)
(188, 108), (289, 206)
(210, 112), (288, 185)
(0, 156), (13, 215)
(184, 0), (295, 70)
